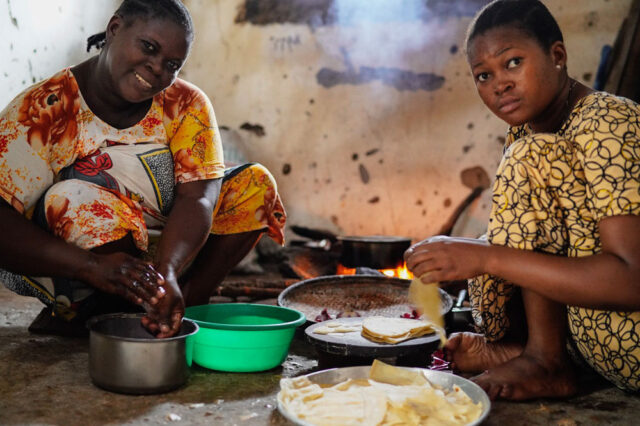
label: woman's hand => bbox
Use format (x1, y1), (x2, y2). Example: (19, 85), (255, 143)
(141, 268), (185, 338)
(79, 252), (166, 307)
(404, 236), (490, 283)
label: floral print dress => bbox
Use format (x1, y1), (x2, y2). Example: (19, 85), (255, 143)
(0, 68), (286, 316)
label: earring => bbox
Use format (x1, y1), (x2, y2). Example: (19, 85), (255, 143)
(556, 64), (562, 69)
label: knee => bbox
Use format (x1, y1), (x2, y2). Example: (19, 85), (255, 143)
(44, 179), (97, 200)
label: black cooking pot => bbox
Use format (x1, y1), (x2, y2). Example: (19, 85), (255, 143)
(338, 235), (412, 269)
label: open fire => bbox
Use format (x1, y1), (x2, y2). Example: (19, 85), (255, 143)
(336, 263), (414, 279)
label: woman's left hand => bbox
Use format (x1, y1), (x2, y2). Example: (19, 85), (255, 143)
(141, 269), (185, 338)
(404, 236), (489, 283)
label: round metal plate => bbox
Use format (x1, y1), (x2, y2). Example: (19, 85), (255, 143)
(277, 365), (491, 426)
(305, 317), (440, 358)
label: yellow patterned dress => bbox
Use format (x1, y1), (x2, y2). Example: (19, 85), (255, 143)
(468, 92), (640, 391)
(0, 68), (286, 317)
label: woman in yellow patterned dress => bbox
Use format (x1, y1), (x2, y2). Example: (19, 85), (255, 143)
(405, 0), (639, 400)
(0, 0), (285, 338)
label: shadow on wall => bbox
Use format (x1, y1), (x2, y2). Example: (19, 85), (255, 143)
(235, 0), (490, 27)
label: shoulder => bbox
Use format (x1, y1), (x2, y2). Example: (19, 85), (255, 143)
(162, 78), (211, 107)
(563, 91), (639, 145)
(3, 68), (77, 111)
(159, 78), (214, 121)
(573, 91), (639, 121)
(2, 67), (81, 127)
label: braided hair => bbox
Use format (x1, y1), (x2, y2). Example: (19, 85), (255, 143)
(465, 0), (563, 53)
(86, 0), (194, 52)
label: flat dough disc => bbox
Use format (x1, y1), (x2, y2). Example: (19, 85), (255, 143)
(361, 317), (434, 344)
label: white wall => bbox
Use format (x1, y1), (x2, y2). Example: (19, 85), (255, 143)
(0, 0), (119, 104)
(2, 0), (632, 243)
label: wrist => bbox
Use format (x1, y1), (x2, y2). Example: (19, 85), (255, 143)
(154, 261), (178, 282)
(481, 244), (498, 276)
(71, 251), (100, 282)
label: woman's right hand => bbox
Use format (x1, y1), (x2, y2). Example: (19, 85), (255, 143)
(404, 235), (490, 283)
(79, 252), (166, 307)
(140, 268), (185, 338)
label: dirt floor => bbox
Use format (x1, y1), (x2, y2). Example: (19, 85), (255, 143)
(1, 283), (638, 426)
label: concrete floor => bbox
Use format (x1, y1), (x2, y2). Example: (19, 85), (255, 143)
(1, 284), (638, 426)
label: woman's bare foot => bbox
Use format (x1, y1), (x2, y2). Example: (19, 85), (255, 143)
(444, 332), (523, 373)
(472, 353), (577, 401)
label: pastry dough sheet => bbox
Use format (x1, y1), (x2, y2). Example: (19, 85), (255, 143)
(409, 278), (447, 345)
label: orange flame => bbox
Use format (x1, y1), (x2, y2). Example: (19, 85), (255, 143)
(336, 263), (413, 279)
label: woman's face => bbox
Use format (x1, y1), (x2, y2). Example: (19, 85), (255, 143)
(104, 16), (190, 103)
(466, 26), (563, 127)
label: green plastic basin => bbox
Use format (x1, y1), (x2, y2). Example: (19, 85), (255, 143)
(184, 303), (305, 372)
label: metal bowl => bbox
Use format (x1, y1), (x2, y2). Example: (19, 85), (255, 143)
(277, 365), (491, 425)
(87, 313), (199, 395)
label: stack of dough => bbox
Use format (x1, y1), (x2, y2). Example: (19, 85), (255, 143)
(278, 359), (483, 426)
(361, 317), (435, 344)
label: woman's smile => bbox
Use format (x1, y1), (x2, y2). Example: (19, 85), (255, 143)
(134, 71), (153, 90)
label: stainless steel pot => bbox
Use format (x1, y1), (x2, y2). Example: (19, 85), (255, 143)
(338, 235), (412, 269)
(87, 313), (199, 395)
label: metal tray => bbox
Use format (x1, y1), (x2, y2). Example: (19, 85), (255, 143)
(277, 275), (453, 323)
(305, 316), (441, 358)
(277, 365), (491, 426)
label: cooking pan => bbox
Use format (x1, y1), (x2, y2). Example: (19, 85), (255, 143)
(278, 275), (453, 361)
(337, 235), (411, 269)
(277, 275), (453, 324)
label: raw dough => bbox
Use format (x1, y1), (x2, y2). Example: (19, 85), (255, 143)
(408, 278), (447, 345)
(361, 317), (434, 344)
(313, 320), (361, 335)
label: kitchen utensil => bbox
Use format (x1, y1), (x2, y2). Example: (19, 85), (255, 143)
(337, 235), (411, 269)
(184, 303), (305, 372)
(277, 365), (491, 426)
(448, 289), (474, 332)
(87, 313), (199, 395)
(277, 275), (453, 324)
(305, 317), (440, 358)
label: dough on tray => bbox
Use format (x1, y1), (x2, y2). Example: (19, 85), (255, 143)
(361, 316), (434, 344)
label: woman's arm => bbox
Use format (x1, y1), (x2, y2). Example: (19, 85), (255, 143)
(0, 200), (97, 277)
(153, 178), (221, 278)
(0, 200), (163, 306)
(144, 178), (221, 337)
(406, 215), (640, 310)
